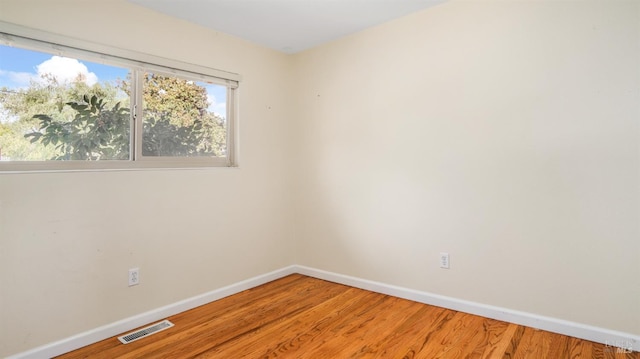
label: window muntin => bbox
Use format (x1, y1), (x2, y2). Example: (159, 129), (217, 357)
(0, 26), (238, 171)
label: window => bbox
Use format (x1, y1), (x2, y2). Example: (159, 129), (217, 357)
(0, 46), (131, 162)
(0, 23), (238, 171)
(139, 72), (229, 159)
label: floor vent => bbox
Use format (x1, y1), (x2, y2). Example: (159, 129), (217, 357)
(118, 320), (174, 344)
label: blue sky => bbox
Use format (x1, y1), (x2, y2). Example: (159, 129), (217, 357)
(0, 45), (127, 86)
(0, 45), (227, 117)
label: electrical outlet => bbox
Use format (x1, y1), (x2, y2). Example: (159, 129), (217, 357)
(128, 268), (140, 286)
(439, 252), (450, 269)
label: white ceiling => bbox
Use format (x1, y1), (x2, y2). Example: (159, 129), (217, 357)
(128, 0), (447, 54)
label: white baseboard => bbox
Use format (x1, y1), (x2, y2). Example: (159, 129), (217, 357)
(294, 265), (640, 352)
(7, 266), (297, 359)
(9, 264), (639, 358)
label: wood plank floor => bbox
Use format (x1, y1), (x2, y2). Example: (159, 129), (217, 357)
(57, 274), (638, 358)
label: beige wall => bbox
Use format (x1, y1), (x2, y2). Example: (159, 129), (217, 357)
(1, 0), (639, 357)
(292, 0), (639, 336)
(0, 0), (295, 356)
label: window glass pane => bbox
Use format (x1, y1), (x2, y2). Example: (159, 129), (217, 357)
(0, 45), (130, 161)
(141, 72), (227, 157)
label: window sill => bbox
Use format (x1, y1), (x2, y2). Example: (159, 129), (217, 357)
(0, 159), (236, 174)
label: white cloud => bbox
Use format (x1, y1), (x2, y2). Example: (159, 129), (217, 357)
(36, 56), (98, 86)
(207, 93), (226, 118)
(10, 71), (38, 86)
(0, 69), (37, 88)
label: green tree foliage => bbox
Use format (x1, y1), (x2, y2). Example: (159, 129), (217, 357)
(25, 95), (129, 160)
(0, 75), (121, 160)
(133, 73), (226, 157)
(1, 71), (226, 161)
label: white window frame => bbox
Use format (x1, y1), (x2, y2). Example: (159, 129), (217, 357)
(0, 21), (240, 172)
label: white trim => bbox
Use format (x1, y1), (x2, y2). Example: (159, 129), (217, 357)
(7, 264), (639, 358)
(0, 158), (234, 173)
(294, 265), (640, 352)
(6, 266), (297, 359)
(226, 86), (237, 167)
(0, 21), (241, 83)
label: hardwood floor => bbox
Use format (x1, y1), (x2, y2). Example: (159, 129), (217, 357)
(57, 274), (638, 358)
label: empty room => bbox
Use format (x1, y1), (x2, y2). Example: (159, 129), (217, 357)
(0, 0), (638, 357)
